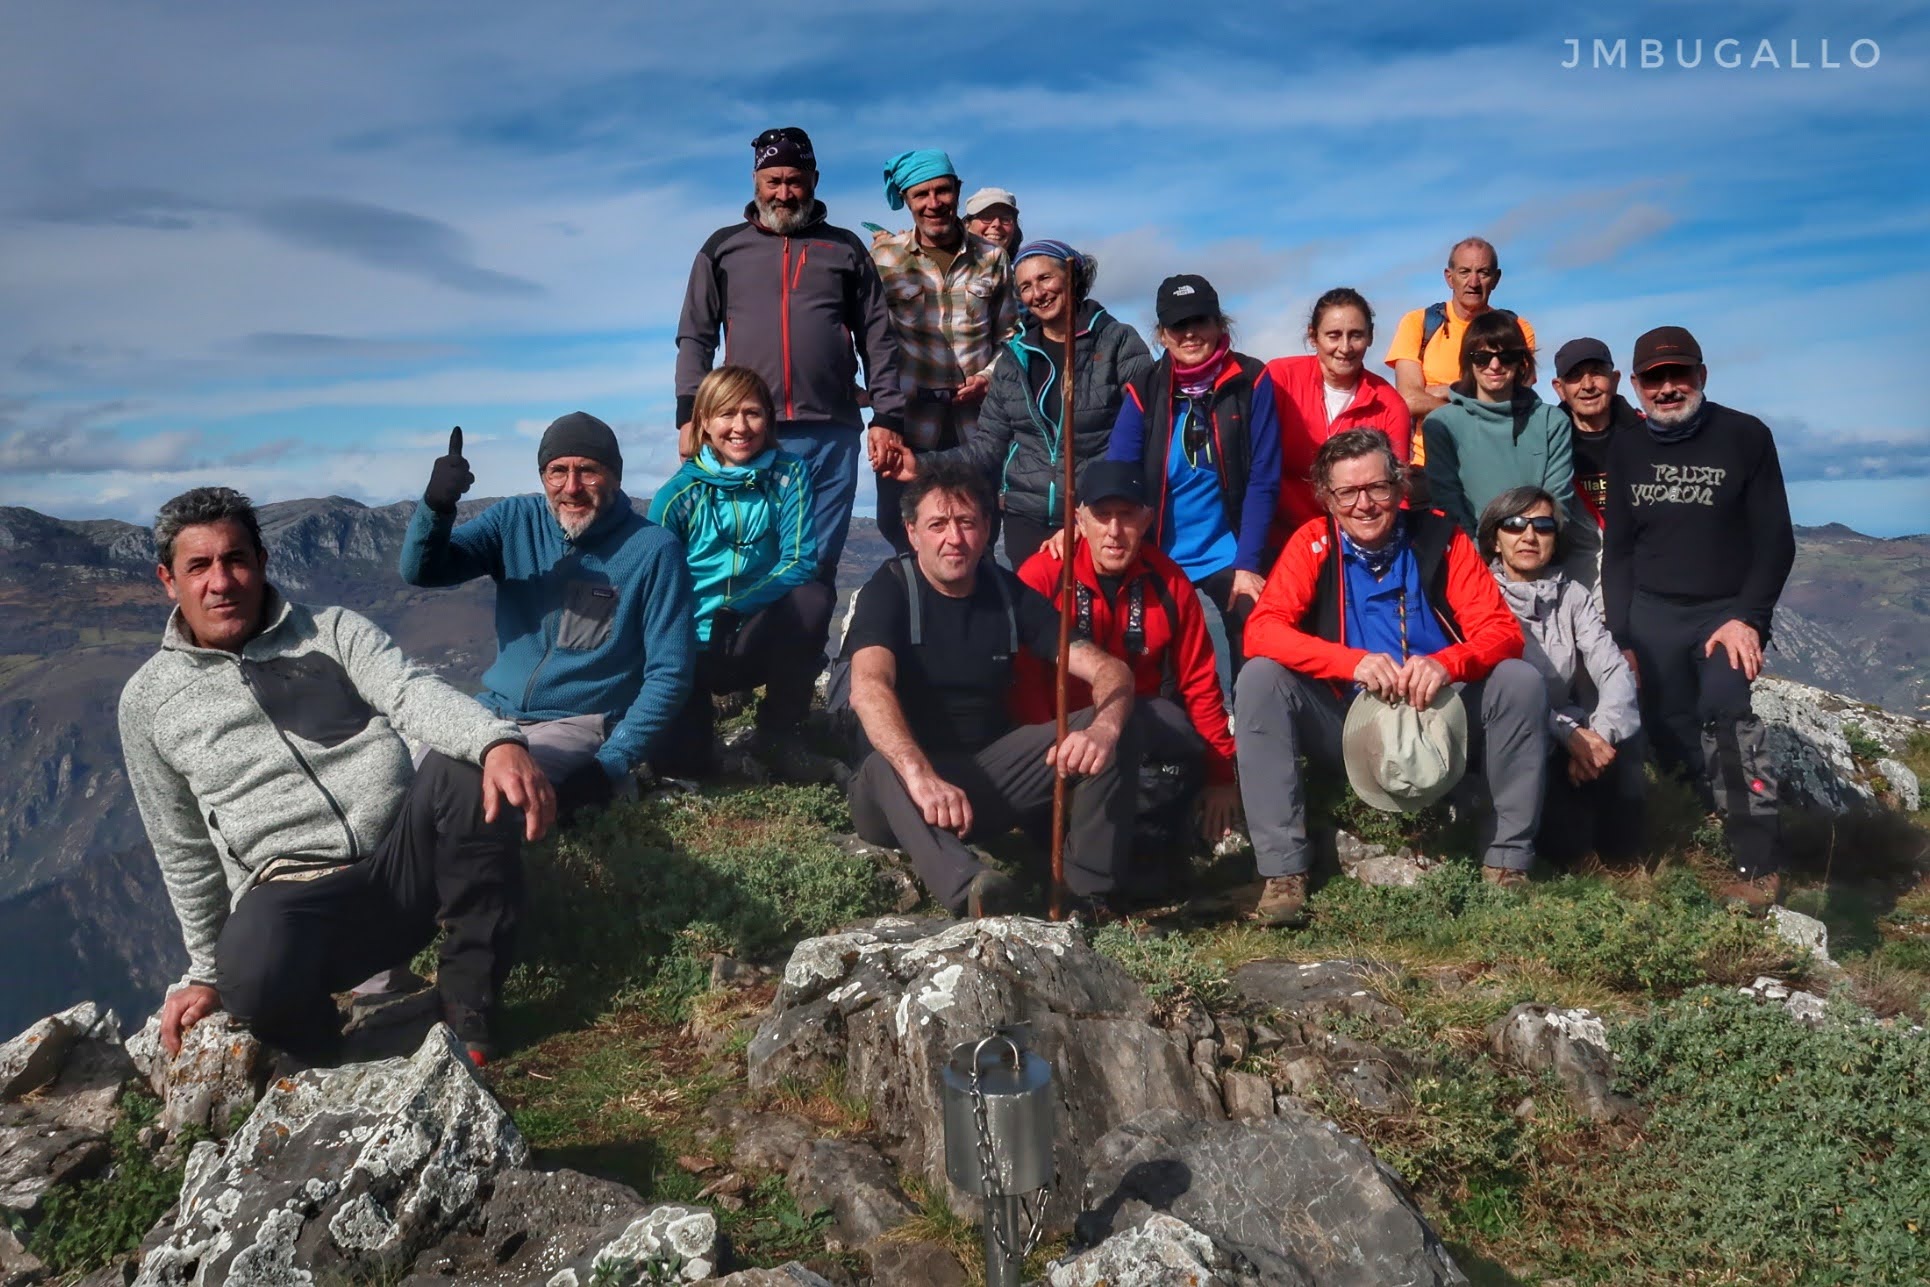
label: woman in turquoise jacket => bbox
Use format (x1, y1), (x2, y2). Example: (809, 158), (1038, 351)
(1421, 310), (1582, 563)
(649, 365), (831, 775)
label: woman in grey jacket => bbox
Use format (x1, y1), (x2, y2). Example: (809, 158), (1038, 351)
(900, 240), (1152, 565)
(1480, 486), (1645, 863)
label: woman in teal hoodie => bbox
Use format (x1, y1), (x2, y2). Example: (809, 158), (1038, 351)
(649, 366), (831, 775)
(1422, 310), (1577, 547)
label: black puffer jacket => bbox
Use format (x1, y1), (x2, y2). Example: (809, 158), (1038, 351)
(927, 299), (1152, 526)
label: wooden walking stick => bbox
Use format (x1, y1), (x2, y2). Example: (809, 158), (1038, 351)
(1048, 318), (1078, 920)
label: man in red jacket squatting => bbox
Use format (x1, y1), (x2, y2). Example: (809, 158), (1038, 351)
(1234, 428), (1547, 927)
(1013, 461), (1241, 896)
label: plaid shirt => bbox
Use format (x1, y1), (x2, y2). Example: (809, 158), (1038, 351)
(871, 228), (1017, 448)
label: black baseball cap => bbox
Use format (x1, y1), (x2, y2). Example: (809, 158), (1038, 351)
(1155, 274), (1220, 327)
(1079, 460), (1147, 507)
(1553, 337), (1614, 379)
(1630, 326), (1703, 374)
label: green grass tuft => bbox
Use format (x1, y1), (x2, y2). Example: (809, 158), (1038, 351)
(26, 1094), (204, 1276)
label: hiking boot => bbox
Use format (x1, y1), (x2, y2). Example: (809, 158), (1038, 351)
(1251, 874), (1309, 928)
(1716, 870), (1783, 917)
(966, 869), (1026, 920)
(1482, 865), (1530, 890)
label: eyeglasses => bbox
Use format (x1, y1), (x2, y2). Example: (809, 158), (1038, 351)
(1470, 349), (1527, 369)
(1449, 266), (1499, 282)
(1498, 515), (1559, 535)
(1328, 480), (1398, 508)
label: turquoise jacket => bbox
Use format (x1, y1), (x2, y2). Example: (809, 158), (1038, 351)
(648, 446), (817, 642)
(1422, 387), (1576, 538)
(399, 492), (695, 779)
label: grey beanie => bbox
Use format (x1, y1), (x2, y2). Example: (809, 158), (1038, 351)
(537, 411), (622, 478)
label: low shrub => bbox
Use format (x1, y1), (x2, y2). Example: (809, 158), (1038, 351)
(28, 1094), (199, 1275)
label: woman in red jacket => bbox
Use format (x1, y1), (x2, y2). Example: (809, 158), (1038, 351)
(1266, 288), (1410, 543)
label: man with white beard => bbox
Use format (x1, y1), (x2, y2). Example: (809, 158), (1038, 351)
(1602, 326), (1795, 914)
(675, 126), (908, 586)
(399, 413), (695, 806)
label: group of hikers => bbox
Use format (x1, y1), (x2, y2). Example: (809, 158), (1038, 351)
(119, 127), (1796, 1070)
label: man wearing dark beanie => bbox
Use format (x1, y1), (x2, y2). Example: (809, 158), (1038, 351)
(398, 413), (695, 806)
(675, 126), (908, 588)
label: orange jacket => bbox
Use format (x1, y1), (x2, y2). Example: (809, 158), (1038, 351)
(1244, 509), (1523, 687)
(1014, 541), (1236, 783)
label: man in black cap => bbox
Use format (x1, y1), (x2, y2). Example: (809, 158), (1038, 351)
(675, 126), (908, 586)
(844, 456), (1139, 919)
(1603, 326), (1796, 912)
(1551, 336), (1645, 592)
(399, 414), (696, 802)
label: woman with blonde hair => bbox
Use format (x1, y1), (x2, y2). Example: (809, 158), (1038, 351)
(650, 365), (831, 776)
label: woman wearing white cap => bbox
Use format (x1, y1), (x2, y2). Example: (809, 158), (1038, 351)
(963, 188), (1022, 255)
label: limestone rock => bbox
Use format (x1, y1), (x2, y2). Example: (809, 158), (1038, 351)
(867, 1238), (969, 1286)
(569, 1204), (718, 1284)
(1, 1225), (47, 1286)
(133, 1025), (525, 1286)
(1751, 677), (1927, 813)
(1221, 1071), (1275, 1121)
(1333, 831), (1437, 888)
(721, 1109), (818, 1175)
(0, 1103), (110, 1215)
(708, 1266), (835, 1286)
(125, 1011), (266, 1138)
(786, 1138), (916, 1246)
(0, 1002), (117, 1101)
(1768, 907), (1833, 967)
(1489, 1005), (1638, 1124)
(405, 1166), (654, 1283)
(1229, 960), (1405, 1029)
(1741, 977), (1830, 1025)
(750, 917), (1215, 1230)
(1076, 1108), (1466, 1286)
(1050, 1212), (1262, 1286)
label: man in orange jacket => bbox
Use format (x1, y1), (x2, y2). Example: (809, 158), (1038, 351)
(1235, 428), (1547, 926)
(1014, 462), (1240, 892)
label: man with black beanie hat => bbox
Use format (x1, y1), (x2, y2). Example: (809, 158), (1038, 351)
(399, 412), (696, 806)
(676, 126), (908, 588)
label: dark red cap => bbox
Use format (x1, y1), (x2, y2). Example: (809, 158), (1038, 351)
(1630, 326), (1703, 374)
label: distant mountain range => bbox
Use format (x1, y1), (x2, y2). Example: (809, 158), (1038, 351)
(0, 497), (1922, 1035)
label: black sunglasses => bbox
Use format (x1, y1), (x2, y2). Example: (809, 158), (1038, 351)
(1498, 515), (1559, 534)
(1470, 348), (1528, 368)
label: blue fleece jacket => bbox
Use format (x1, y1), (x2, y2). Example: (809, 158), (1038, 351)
(647, 446), (817, 642)
(399, 492), (695, 778)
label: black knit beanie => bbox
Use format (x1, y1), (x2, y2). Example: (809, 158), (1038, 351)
(537, 412), (622, 478)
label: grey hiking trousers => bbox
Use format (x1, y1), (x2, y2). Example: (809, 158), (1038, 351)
(1234, 657), (1550, 877)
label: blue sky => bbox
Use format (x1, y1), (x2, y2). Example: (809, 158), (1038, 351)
(3, 1), (1926, 534)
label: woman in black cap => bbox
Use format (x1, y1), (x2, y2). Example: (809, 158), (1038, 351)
(1098, 275), (1282, 671)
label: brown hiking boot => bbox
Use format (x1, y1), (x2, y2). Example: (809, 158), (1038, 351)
(1251, 874), (1309, 928)
(1716, 870), (1783, 917)
(1482, 865), (1530, 890)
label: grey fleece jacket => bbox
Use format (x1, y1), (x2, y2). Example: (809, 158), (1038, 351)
(1491, 565), (1641, 747)
(117, 589), (524, 989)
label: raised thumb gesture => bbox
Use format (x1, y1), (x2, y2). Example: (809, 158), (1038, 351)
(424, 425), (474, 514)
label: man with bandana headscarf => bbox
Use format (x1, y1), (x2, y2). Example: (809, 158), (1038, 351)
(675, 126), (907, 587)
(870, 148), (1018, 552)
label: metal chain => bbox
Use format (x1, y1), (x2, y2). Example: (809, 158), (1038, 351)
(966, 1036), (1051, 1261)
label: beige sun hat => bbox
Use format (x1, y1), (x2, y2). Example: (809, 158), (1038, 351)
(1341, 687), (1469, 813)
(963, 187), (1019, 217)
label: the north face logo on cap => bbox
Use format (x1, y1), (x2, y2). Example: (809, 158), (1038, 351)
(1172, 285), (1195, 296)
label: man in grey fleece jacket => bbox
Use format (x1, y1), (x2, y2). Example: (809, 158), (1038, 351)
(119, 487), (555, 1066)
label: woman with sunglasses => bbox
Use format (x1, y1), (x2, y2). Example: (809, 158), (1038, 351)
(1420, 310), (1574, 544)
(1102, 274), (1281, 670)
(1480, 485), (1644, 863)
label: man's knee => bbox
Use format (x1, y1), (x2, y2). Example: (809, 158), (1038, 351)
(849, 753), (902, 844)
(1480, 659), (1550, 724)
(214, 895), (307, 1026)
(1233, 655), (1290, 714)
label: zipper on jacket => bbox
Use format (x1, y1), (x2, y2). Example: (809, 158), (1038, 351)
(237, 662), (360, 860)
(522, 579), (562, 711)
(780, 240), (796, 419)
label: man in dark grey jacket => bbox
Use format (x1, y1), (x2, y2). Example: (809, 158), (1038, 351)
(119, 488), (554, 1067)
(675, 126), (908, 583)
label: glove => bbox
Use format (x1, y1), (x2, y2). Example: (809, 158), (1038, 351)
(424, 426), (474, 514)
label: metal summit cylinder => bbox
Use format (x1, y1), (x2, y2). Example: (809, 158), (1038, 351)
(941, 1028), (1055, 1197)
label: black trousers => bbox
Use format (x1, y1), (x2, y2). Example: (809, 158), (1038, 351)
(1627, 591), (1780, 875)
(655, 582), (837, 776)
(1538, 735), (1648, 865)
(1001, 513), (1056, 570)
(849, 709), (1140, 913)
(214, 752), (523, 1062)
(1196, 565), (1254, 678)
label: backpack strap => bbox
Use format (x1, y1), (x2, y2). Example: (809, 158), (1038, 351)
(1139, 572), (1184, 699)
(896, 553), (923, 647)
(1420, 301), (1450, 361)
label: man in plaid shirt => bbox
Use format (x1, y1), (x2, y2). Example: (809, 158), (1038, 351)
(870, 148), (1017, 552)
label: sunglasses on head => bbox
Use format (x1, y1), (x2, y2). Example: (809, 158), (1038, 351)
(1498, 515), (1558, 534)
(1470, 348), (1527, 368)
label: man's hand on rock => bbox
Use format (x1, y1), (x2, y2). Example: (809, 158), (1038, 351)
(424, 426), (474, 514)
(160, 984), (222, 1056)
(482, 742), (557, 841)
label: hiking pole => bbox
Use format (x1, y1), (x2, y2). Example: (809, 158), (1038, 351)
(1048, 322), (1078, 921)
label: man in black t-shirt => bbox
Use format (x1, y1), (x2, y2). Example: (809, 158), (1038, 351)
(1603, 326), (1796, 914)
(845, 458), (1139, 917)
